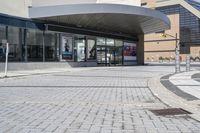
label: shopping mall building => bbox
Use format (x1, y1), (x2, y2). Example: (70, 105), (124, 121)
(0, 0), (169, 69)
(142, 0), (200, 62)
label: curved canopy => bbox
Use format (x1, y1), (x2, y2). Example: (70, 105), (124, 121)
(29, 4), (170, 36)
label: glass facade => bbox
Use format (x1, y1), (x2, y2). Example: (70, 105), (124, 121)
(96, 38), (126, 66)
(44, 31), (57, 61)
(8, 26), (21, 61)
(26, 29), (43, 61)
(75, 37), (86, 62)
(157, 4), (200, 54)
(115, 40), (123, 65)
(0, 25), (6, 61)
(0, 16), (137, 65)
(97, 38), (106, 64)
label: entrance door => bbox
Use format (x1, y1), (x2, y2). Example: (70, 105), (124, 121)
(97, 46), (123, 66)
(115, 46), (123, 65)
(106, 46), (115, 65)
(107, 46), (123, 66)
(97, 46), (106, 65)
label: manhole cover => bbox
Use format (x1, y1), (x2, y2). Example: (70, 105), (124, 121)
(150, 108), (192, 116)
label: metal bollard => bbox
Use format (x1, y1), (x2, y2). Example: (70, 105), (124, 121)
(175, 48), (180, 73)
(186, 55), (190, 72)
(4, 43), (9, 77)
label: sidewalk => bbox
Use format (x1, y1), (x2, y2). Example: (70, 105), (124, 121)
(149, 70), (200, 122)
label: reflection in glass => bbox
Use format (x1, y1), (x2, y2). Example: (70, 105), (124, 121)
(97, 46), (106, 64)
(8, 26), (21, 61)
(0, 25), (6, 61)
(115, 40), (123, 65)
(75, 38), (86, 62)
(45, 32), (56, 61)
(115, 40), (123, 47)
(97, 37), (106, 46)
(106, 38), (114, 46)
(27, 29), (43, 61)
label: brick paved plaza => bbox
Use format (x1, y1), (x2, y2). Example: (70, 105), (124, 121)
(0, 66), (200, 133)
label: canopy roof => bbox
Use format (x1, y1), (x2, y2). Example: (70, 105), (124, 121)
(29, 4), (170, 36)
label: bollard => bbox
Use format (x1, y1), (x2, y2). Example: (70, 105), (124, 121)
(4, 43), (9, 77)
(186, 55), (190, 72)
(175, 48), (180, 73)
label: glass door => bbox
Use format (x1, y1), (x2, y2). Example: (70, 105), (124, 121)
(115, 40), (123, 65)
(115, 46), (123, 65)
(106, 46), (115, 65)
(97, 46), (106, 65)
(96, 37), (106, 65)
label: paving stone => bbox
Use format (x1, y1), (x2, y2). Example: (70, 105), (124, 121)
(0, 66), (199, 133)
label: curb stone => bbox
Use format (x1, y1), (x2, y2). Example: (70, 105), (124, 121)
(148, 75), (200, 122)
(0, 67), (99, 79)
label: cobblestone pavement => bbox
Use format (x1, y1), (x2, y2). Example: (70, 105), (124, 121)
(0, 66), (200, 133)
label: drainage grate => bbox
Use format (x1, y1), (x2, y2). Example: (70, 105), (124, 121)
(150, 108), (192, 116)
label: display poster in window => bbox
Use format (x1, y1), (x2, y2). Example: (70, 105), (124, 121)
(123, 42), (137, 64)
(61, 36), (73, 60)
(87, 40), (96, 60)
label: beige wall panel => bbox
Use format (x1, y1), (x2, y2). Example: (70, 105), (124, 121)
(0, 0), (31, 18)
(145, 52), (175, 61)
(145, 42), (177, 62)
(190, 46), (200, 58)
(32, 0), (141, 7)
(145, 41), (176, 52)
(98, 0), (141, 6)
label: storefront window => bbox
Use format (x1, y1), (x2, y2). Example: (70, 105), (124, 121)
(106, 38), (114, 46)
(115, 40), (123, 65)
(97, 37), (106, 64)
(45, 32), (56, 61)
(123, 42), (137, 65)
(0, 25), (6, 62)
(87, 39), (96, 60)
(115, 40), (123, 47)
(97, 37), (106, 46)
(26, 29), (43, 61)
(8, 26), (21, 61)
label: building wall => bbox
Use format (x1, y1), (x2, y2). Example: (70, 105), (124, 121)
(31, 0), (141, 7)
(0, 0), (31, 18)
(190, 46), (200, 60)
(144, 14), (179, 61)
(143, 0), (200, 62)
